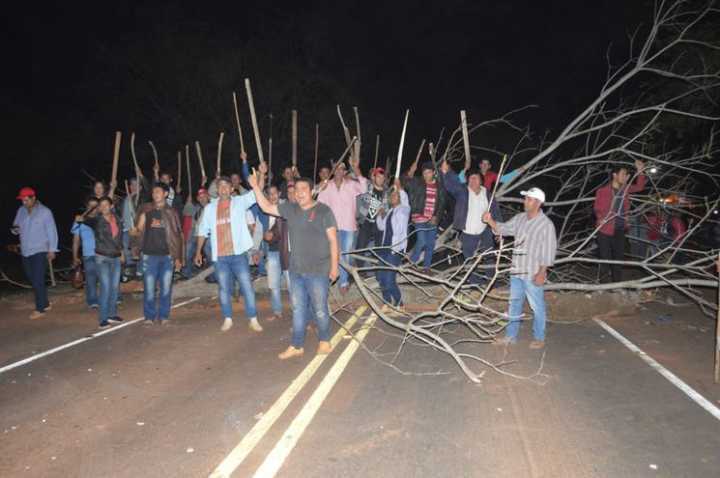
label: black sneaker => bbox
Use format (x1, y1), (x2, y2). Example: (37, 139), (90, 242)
(108, 316), (124, 324)
(99, 321), (112, 329)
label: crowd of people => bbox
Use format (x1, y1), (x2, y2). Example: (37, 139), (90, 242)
(15, 152), (696, 353)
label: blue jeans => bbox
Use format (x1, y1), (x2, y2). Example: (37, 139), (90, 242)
(337, 229), (357, 287)
(506, 276), (547, 341)
(83, 256), (99, 307)
(410, 222), (438, 269)
(375, 250), (402, 305)
(461, 232), (495, 284)
(289, 271), (331, 348)
(96, 255), (121, 324)
(215, 253), (257, 320)
(143, 255), (174, 321)
(266, 250), (288, 315)
(182, 237), (197, 278)
(21, 252), (49, 312)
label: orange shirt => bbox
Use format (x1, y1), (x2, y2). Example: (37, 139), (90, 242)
(216, 200), (234, 256)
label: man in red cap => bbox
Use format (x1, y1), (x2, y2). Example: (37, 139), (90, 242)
(356, 167), (389, 253)
(11, 187), (59, 319)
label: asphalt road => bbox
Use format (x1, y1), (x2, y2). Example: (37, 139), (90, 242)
(0, 289), (718, 478)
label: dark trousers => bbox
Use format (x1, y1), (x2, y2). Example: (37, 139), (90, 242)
(375, 250), (403, 305)
(356, 220), (379, 251)
(461, 232), (496, 284)
(598, 229), (625, 283)
(22, 252), (49, 312)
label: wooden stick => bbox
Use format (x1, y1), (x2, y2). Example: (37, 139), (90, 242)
(715, 251), (719, 383)
(313, 122), (319, 180)
(291, 109), (298, 167)
(130, 132), (140, 173)
(488, 154), (508, 209)
(372, 134), (380, 171)
(148, 140), (159, 172)
(415, 138), (427, 168)
(131, 133), (140, 208)
(395, 109), (410, 179)
(460, 110), (471, 170)
(232, 91), (246, 154)
(216, 131), (225, 176)
(185, 146), (192, 195)
(268, 114), (273, 185)
(336, 105), (352, 148)
(48, 257), (56, 288)
(111, 131), (121, 185)
(195, 141), (206, 180)
(177, 151), (182, 192)
(124, 179), (130, 197)
(428, 142), (435, 163)
(353, 106), (361, 162)
(244, 78), (265, 164)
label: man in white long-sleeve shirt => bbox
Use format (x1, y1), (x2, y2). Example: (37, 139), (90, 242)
(483, 187), (557, 349)
(375, 179), (410, 306)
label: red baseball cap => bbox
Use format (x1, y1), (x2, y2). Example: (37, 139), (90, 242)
(16, 187), (36, 200)
(197, 188), (209, 197)
(371, 167), (386, 176)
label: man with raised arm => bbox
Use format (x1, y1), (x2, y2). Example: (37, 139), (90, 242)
(483, 187), (557, 349)
(194, 176), (262, 333)
(248, 162), (339, 360)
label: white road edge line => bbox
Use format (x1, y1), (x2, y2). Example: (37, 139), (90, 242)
(252, 314), (378, 478)
(594, 318), (720, 421)
(209, 305), (368, 478)
(0, 296), (201, 375)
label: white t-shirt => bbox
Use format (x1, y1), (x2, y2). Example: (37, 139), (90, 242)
(465, 187), (489, 235)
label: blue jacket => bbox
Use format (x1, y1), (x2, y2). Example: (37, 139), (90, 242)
(197, 192), (257, 261)
(442, 170), (502, 240)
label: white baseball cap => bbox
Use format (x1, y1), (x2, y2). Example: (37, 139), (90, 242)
(521, 187), (546, 203)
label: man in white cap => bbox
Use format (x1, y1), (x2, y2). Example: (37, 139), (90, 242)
(483, 187), (557, 349)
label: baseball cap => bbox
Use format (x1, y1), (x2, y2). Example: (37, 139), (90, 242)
(520, 187), (546, 203)
(371, 167), (386, 176)
(16, 187), (36, 200)
(197, 188), (209, 197)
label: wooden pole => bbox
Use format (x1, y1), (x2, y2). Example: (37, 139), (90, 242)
(148, 140), (159, 172)
(460, 110), (471, 170)
(195, 141), (206, 180)
(124, 179), (130, 197)
(216, 131), (225, 176)
(130, 133), (140, 208)
(414, 139), (427, 169)
(313, 122), (319, 181)
(232, 91), (246, 154)
(715, 252), (719, 383)
(111, 131), (121, 186)
(244, 78), (265, 164)
(395, 109), (409, 179)
(336, 105), (352, 148)
(291, 109), (298, 167)
(372, 134), (380, 171)
(268, 114), (274, 185)
(353, 106), (361, 162)
(177, 151), (183, 192)
(48, 257), (56, 288)
(185, 146), (192, 195)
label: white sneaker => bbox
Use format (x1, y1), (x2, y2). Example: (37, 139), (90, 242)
(221, 318), (233, 332)
(248, 317), (263, 333)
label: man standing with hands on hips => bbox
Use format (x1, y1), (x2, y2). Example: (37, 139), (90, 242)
(483, 187), (557, 349)
(248, 162), (339, 360)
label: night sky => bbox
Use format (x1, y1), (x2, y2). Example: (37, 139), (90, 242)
(9, 0), (650, 257)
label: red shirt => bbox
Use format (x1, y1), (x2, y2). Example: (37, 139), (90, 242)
(483, 170), (498, 190)
(411, 182), (437, 223)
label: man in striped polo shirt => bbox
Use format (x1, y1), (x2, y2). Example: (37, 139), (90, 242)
(483, 187), (557, 349)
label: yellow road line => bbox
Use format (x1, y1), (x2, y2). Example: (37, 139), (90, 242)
(252, 314), (378, 478)
(209, 305), (368, 478)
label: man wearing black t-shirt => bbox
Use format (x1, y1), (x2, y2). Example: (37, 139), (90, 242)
(356, 167), (389, 252)
(133, 183), (185, 325)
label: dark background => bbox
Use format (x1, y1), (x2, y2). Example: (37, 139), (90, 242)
(8, 0), (652, 263)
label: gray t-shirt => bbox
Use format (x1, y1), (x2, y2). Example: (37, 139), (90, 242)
(278, 201), (337, 275)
